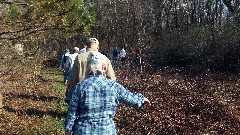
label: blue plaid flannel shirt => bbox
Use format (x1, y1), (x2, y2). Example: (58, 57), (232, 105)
(64, 75), (145, 134)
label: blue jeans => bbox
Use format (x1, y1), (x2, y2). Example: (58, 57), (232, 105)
(113, 57), (118, 68)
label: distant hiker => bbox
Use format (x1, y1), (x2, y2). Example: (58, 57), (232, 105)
(112, 47), (119, 69)
(120, 47), (126, 66)
(64, 51), (151, 135)
(79, 44), (87, 54)
(65, 47), (80, 85)
(60, 49), (71, 83)
(135, 47), (142, 71)
(65, 38), (116, 106)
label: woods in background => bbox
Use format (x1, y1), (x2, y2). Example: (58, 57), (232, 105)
(93, 0), (240, 73)
(0, 0), (240, 73)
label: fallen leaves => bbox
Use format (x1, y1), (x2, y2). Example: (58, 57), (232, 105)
(0, 59), (239, 134)
(115, 67), (240, 134)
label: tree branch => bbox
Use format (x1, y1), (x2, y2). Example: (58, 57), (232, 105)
(0, 26), (65, 40)
(222, 0), (235, 13)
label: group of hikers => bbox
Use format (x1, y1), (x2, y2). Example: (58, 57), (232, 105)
(59, 38), (151, 135)
(111, 46), (142, 69)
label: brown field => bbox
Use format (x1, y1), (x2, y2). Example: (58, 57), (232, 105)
(0, 59), (239, 135)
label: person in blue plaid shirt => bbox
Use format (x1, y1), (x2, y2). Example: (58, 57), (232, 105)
(64, 51), (151, 135)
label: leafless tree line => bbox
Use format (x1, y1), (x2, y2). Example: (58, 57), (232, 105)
(1, 0), (240, 72)
(91, 0), (240, 72)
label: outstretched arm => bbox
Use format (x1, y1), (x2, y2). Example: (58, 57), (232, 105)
(114, 82), (151, 108)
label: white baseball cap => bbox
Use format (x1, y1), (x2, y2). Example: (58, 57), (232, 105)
(74, 47), (79, 52)
(87, 51), (106, 73)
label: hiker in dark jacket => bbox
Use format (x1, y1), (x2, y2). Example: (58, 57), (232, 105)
(60, 49), (71, 83)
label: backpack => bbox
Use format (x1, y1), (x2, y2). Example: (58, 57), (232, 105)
(63, 54), (69, 63)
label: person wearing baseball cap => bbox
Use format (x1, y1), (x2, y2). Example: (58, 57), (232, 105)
(65, 38), (116, 105)
(65, 47), (80, 84)
(64, 51), (151, 135)
(60, 48), (71, 83)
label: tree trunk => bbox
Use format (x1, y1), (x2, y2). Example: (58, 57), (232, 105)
(0, 81), (3, 110)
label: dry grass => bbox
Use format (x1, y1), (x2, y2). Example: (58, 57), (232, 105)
(0, 51), (67, 134)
